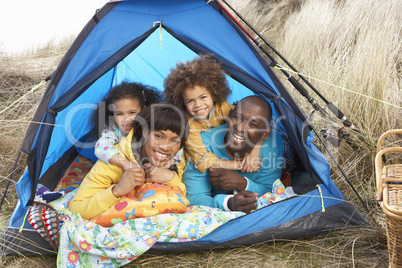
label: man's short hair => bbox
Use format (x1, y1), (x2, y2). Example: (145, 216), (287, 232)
(233, 96), (272, 127)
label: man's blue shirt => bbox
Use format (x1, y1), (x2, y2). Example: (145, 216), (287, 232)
(183, 124), (284, 210)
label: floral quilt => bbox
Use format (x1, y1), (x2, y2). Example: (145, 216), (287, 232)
(51, 191), (244, 267)
(44, 155), (294, 267)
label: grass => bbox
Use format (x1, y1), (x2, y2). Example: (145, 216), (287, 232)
(0, 0), (400, 266)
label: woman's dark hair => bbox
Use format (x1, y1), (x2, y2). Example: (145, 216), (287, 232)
(132, 103), (189, 149)
(89, 82), (163, 141)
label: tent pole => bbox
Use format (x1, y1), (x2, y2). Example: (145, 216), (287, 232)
(0, 150), (22, 212)
(217, 0), (359, 132)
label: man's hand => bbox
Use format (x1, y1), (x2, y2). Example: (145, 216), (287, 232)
(228, 190), (258, 213)
(209, 168), (247, 192)
(112, 164), (145, 198)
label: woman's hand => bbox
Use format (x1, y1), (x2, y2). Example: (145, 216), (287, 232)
(112, 164), (145, 198)
(143, 163), (175, 184)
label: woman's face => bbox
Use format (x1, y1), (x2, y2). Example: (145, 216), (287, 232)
(141, 129), (181, 167)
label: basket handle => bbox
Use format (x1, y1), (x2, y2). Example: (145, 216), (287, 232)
(376, 129), (402, 153)
(375, 147), (402, 201)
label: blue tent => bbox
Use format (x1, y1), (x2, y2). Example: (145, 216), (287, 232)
(1, 0), (365, 255)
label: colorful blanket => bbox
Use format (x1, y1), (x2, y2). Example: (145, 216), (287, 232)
(51, 190), (244, 267)
(35, 155), (243, 267)
(41, 155), (293, 267)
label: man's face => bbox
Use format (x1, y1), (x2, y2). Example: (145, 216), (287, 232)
(225, 101), (270, 157)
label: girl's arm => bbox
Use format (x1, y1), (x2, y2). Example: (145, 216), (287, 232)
(144, 159), (187, 194)
(69, 162), (145, 220)
(70, 136), (145, 220)
(95, 128), (132, 170)
(110, 154), (133, 171)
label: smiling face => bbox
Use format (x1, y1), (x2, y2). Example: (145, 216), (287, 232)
(182, 85), (214, 120)
(225, 99), (271, 159)
(113, 98), (142, 134)
(140, 129), (182, 167)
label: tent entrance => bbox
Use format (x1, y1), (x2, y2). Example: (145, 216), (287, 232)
(34, 27), (322, 200)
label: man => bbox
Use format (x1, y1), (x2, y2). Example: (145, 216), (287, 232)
(183, 96), (284, 213)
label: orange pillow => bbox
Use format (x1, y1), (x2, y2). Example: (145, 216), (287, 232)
(90, 183), (189, 227)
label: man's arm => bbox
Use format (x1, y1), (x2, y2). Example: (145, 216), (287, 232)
(209, 168), (248, 192)
(183, 161), (228, 210)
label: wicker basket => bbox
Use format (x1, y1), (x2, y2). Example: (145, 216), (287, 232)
(375, 129), (402, 267)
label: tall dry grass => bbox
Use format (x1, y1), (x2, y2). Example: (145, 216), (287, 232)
(0, 38), (71, 225)
(230, 0), (401, 223)
(1, 0), (400, 266)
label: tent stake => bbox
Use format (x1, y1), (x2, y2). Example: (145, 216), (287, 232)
(0, 151), (22, 212)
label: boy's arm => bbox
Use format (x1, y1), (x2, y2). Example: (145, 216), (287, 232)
(186, 130), (242, 172)
(240, 140), (263, 173)
(184, 128), (213, 173)
(210, 158), (242, 170)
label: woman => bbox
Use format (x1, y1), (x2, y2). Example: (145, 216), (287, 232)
(69, 103), (189, 220)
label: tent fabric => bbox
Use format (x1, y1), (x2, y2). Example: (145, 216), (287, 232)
(21, 2), (120, 154)
(2, 0), (366, 257)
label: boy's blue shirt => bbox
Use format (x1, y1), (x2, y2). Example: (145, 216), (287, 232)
(183, 124), (284, 210)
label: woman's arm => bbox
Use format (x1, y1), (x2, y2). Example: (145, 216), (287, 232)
(69, 161), (124, 219)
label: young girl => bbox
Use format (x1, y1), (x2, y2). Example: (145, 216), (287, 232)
(91, 81), (163, 171)
(163, 55), (262, 173)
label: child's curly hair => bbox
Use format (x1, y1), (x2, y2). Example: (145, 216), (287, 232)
(163, 55), (231, 111)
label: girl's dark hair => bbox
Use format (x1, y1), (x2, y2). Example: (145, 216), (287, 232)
(162, 54), (231, 111)
(132, 103), (189, 149)
(89, 82), (163, 141)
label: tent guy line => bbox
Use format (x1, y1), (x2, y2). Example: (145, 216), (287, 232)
(275, 64), (402, 110)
